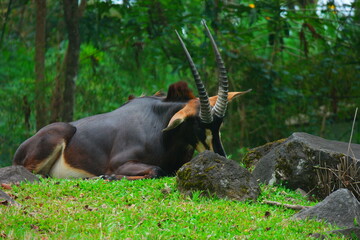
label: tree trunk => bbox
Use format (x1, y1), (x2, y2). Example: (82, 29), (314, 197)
(50, 53), (66, 123)
(50, 0), (85, 123)
(61, 0), (82, 122)
(0, 0), (12, 48)
(50, 13), (66, 123)
(34, 0), (47, 130)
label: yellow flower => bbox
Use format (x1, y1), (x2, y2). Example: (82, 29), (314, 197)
(249, 3), (255, 8)
(328, 5), (335, 10)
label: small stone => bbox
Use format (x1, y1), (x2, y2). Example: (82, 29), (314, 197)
(0, 166), (39, 184)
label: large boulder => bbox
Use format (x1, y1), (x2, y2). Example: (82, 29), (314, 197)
(293, 188), (360, 228)
(0, 165), (39, 184)
(242, 138), (287, 169)
(245, 132), (360, 196)
(176, 151), (260, 201)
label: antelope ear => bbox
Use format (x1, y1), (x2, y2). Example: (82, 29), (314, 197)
(153, 90), (166, 97)
(209, 90), (252, 107)
(163, 99), (199, 131)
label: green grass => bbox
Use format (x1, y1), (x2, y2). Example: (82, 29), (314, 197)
(0, 177), (344, 239)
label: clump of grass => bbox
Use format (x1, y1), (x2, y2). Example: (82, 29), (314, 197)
(0, 177), (343, 239)
(316, 108), (360, 200)
(316, 155), (360, 200)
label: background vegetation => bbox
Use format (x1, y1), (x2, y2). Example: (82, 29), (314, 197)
(1, 0), (359, 166)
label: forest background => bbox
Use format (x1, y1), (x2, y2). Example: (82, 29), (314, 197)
(0, 0), (359, 167)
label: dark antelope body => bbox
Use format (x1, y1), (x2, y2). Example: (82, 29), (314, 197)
(13, 21), (251, 180)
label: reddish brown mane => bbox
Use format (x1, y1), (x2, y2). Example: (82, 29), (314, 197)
(128, 95), (136, 101)
(165, 81), (195, 102)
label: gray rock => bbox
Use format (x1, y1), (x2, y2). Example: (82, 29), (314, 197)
(0, 189), (19, 206)
(311, 227), (360, 239)
(242, 138), (286, 168)
(247, 132), (360, 195)
(293, 188), (360, 228)
(0, 165), (39, 184)
(329, 227), (360, 239)
(176, 151), (260, 201)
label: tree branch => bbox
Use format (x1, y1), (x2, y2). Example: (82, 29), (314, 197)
(262, 200), (309, 210)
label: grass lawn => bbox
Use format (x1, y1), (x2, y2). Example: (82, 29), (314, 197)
(0, 177), (344, 239)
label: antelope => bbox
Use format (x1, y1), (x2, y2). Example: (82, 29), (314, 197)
(13, 20), (251, 180)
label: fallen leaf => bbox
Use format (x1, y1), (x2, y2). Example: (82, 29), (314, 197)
(1, 183), (12, 190)
(0, 200), (9, 206)
(83, 205), (98, 211)
(135, 219), (145, 228)
(7, 193), (18, 199)
(66, 196), (78, 201)
(24, 196), (32, 200)
(161, 187), (171, 195)
(30, 224), (39, 230)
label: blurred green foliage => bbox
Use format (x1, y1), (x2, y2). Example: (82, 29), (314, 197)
(0, 0), (359, 166)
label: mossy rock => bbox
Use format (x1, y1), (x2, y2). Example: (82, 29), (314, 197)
(0, 165), (39, 184)
(176, 151), (260, 202)
(242, 138), (286, 169)
(251, 132), (360, 199)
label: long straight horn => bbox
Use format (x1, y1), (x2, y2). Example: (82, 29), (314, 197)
(202, 20), (229, 118)
(175, 30), (213, 124)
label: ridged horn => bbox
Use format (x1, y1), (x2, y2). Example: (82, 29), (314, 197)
(175, 30), (213, 124)
(202, 20), (229, 118)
